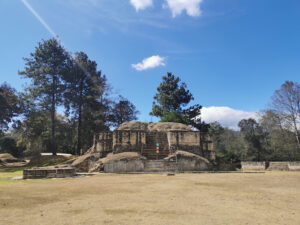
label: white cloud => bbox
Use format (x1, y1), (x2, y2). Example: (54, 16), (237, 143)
(130, 0), (153, 11)
(200, 106), (259, 130)
(164, 0), (203, 17)
(132, 55), (166, 71)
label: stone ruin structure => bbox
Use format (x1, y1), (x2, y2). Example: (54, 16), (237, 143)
(69, 122), (216, 173)
(91, 122), (215, 161)
(23, 165), (76, 179)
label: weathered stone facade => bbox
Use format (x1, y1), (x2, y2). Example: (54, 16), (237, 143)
(241, 161), (300, 171)
(92, 122), (215, 161)
(23, 165), (76, 179)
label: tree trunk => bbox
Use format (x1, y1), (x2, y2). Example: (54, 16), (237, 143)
(76, 80), (83, 155)
(51, 75), (57, 156)
(292, 119), (300, 149)
(76, 104), (82, 155)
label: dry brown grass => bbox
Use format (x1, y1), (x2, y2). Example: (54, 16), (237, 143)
(0, 172), (300, 225)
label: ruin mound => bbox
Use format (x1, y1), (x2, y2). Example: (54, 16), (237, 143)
(165, 150), (212, 171)
(117, 122), (192, 132)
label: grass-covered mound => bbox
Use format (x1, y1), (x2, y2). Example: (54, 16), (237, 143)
(0, 153), (23, 163)
(28, 155), (74, 167)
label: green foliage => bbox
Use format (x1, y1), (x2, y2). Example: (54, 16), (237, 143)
(19, 38), (69, 155)
(183, 104), (210, 132)
(109, 95), (139, 127)
(150, 73), (209, 131)
(259, 110), (300, 161)
(64, 51), (110, 154)
(0, 83), (21, 131)
(0, 136), (24, 158)
(238, 118), (266, 161)
(209, 122), (246, 161)
(150, 72), (193, 117)
(160, 111), (187, 123)
(271, 80), (300, 148)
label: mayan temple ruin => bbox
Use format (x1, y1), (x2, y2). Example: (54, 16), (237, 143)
(69, 122), (216, 173)
(93, 122), (215, 161)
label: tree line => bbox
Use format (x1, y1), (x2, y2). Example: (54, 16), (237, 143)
(1, 38), (300, 161)
(148, 73), (300, 162)
(0, 38), (138, 157)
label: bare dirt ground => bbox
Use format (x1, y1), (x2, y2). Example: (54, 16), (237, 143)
(0, 172), (300, 225)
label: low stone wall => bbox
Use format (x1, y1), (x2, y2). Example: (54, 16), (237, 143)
(268, 162), (289, 171)
(242, 161), (300, 171)
(241, 162), (266, 171)
(288, 162), (300, 171)
(104, 159), (144, 173)
(165, 150), (212, 172)
(101, 151), (212, 173)
(23, 166), (76, 179)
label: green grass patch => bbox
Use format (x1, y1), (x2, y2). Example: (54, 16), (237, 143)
(0, 170), (23, 184)
(0, 155), (75, 184)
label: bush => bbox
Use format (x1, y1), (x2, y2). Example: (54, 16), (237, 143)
(0, 136), (24, 158)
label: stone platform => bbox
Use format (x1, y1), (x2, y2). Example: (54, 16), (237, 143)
(23, 165), (76, 179)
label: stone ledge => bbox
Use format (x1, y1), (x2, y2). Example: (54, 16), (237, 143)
(23, 165), (76, 179)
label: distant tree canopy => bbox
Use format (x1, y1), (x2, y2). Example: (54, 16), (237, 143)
(0, 83), (21, 132)
(1, 38), (300, 162)
(271, 80), (300, 149)
(14, 38), (138, 156)
(109, 95), (139, 127)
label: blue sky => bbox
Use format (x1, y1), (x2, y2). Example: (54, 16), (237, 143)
(1, 0), (300, 129)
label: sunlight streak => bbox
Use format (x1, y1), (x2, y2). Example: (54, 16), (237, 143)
(21, 0), (90, 77)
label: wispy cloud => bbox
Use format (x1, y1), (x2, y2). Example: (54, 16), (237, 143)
(130, 0), (153, 11)
(200, 106), (259, 130)
(164, 0), (204, 17)
(132, 55), (166, 71)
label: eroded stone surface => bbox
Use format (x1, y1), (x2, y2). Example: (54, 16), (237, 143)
(92, 122), (215, 161)
(23, 165), (76, 179)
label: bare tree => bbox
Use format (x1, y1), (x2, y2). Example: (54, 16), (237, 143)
(271, 81), (300, 149)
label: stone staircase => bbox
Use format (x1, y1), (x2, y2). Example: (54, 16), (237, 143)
(144, 160), (176, 172)
(142, 149), (169, 160)
(142, 132), (170, 160)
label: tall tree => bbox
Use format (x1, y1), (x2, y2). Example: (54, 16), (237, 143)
(109, 95), (139, 127)
(271, 81), (300, 149)
(183, 104), (210, 132)
(150, 72), (193, 117)
(64, 52), (109, 155)
(260, 110), (300, 161)
(238, 118), (266, 161)
(19, 38), (69, 155)
(0, 83), (21, 132)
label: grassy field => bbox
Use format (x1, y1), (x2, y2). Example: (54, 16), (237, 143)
(0, 171), (299, 225)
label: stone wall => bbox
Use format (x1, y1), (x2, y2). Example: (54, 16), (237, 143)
(241, 162), (266, 171)
(23, 166), (76, 179)
(268, 162), (289, 171)
(241, 161), (300, 171)
(101, 151), (212, 173)
(92, 123), (215, 162)
(288, 162), (300, 171)
(104, 159), (144, 173)
(113, 130), (146, 153)
(94, 132), (112, 157)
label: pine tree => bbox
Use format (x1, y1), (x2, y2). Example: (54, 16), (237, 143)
(64, 52), (109, 154)
(19, 38), (69, 155)
(150, 72), (193, 117)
